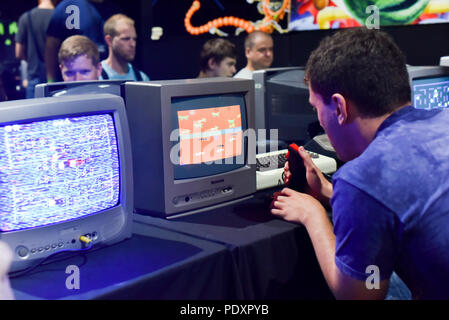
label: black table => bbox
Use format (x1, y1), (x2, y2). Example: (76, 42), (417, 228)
(134, 188), (334, 300)
(10, 223), (242, 300)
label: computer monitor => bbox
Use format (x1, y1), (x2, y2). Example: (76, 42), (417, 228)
(407, 65), (449, 110)
(253, 67), (320, 151)
(0, 94), (133, 272)
(34, 80), (129, 98)
(122, 78), (256, 219)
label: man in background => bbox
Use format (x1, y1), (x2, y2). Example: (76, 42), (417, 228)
(100, 14), (149, 81)
(45, 0), (119, 82)
(58, 35), (102, 82)
(197, 38), (237, 78)
(234, 31), (273, 79)
(15, 0), (55, 98)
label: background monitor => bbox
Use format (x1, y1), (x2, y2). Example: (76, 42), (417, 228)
(253, 67), (321, 152)
(0, 94), (133, 272)
(407, 65), (449, 110)
(34, 80), (130, 98)
(123, 78), (256, 219)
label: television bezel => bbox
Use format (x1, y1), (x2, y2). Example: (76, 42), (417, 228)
(0, 94), (133, 272)
(123, 77), (256, 218)
(34, 80), (130, 98)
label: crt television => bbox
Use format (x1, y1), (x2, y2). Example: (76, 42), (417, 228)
(34, 80), (130, 98)
(407, 65), (449, 110)
(253, 67), (320, 151)
(0, 94), (133, 272)
(123, 77), (256, 219)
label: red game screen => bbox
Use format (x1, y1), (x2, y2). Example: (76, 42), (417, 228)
(177, 105), (242, 165)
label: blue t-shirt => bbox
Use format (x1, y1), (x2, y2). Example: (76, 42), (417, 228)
(99, 61), (150, 81)
(331, 106), (449, 299)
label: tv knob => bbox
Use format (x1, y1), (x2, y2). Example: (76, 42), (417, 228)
(16, 246), (29, 258)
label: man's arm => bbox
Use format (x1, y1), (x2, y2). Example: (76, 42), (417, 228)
(15, 43), (26, 61)
(271, 188), (389, 299)
(45, 36), (61, 82)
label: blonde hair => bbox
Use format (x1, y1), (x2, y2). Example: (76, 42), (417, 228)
(58, 35), (100, 66)
(103, 14), (135, 38)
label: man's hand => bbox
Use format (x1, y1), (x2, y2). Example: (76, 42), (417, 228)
(284, 146), (333, 206)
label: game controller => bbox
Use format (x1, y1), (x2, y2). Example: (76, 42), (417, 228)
(286, 143), (307, 192)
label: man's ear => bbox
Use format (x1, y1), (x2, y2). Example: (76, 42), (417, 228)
(208, 57), (217, 71)
(332, 93), (349, 125)
(104, 34), (113, 47)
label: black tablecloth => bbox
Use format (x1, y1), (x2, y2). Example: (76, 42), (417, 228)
(134, 189), (334, 299)
(10, 224), (242, 300)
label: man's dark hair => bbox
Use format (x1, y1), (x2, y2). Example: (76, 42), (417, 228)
(200, 38), (236, 72)
(305, 27), (411, 117)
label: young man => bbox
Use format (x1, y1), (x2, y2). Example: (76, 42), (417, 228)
(15, 0), (54, 97)
(197, 38), (237, 78)
(234, 31), (273, 79)
(100, 14), (149, 81)
(58, 35), (102, 82)
(271, 28), (449, 299)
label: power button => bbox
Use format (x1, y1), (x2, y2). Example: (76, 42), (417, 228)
(16, 246), (29, 259)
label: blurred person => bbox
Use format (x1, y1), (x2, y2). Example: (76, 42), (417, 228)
(100, 14), (149, 81)
(234, 31), (273, 79)
(197, 38), (237, 78)
(45, 0), (119, 82)
(0, 241), (14, 300)
(58, 35), (102, 81)
(15, 0), (55, 98)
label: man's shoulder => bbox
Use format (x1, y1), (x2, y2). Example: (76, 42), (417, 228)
(234, 68), (252, 79)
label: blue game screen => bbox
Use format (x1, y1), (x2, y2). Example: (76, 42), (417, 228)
(0, 114), (120, 232)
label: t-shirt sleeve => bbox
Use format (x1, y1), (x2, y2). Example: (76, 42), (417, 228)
(331, 179), (399, 281)
(15, 14), (27, 44)
(46, 4), (68, 39)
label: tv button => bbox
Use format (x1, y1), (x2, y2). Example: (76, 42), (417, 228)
(16, 246), (29, 258)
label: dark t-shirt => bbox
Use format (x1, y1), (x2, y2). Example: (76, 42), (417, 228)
(16, 7), (53, 80)
(46, 0), (120, 59)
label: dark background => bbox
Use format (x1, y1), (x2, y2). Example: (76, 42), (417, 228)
(1, 0), (448, 81)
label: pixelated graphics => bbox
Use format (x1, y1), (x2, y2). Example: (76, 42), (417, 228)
(413, 77), (449, 110)
(0, 114), (120, 232)
(177, 105), (242, 165)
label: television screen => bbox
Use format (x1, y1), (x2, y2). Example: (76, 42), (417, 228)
(412, 75), (449, 109)
(0, 114), (120, 232)
(172, 93), (247, 179)
(0, 94), (133, 273)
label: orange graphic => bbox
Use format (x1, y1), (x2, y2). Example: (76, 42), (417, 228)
(178, 105), (242, 165)
(185, 0), (291, 36)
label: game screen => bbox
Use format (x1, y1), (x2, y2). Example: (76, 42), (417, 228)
(171, 93), (247, 180)
(151, 0), (449, 39)
(413, 76), (449, 109)
(177, 105), (243, 165)
(0, 114), (120, 232)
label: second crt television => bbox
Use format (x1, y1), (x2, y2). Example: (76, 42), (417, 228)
(34, 80), (129, 98)
(0, 94), (133, 272)
(407, 65), (449, 110)
(253, 67), (320, 150)
(123, 78), (256, 218)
